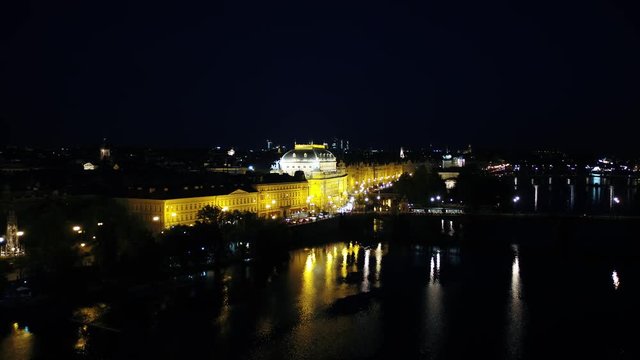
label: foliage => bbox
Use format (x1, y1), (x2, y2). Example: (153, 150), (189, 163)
(15, 197), (161, 289)
(196, 205), (223, 225)
(453, 167), (510, 209)
(394, 165), (446, 205)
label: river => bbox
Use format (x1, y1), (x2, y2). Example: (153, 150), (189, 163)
(1, 218), (639, 359)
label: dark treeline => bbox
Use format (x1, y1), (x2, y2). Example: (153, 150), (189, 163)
(393, 165), (446, 206)
(392, 164), (511, 210)
(0, 199), (290, 300)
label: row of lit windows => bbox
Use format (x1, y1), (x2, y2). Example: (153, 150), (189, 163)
(218, 197), (255, 207)
(169, 201), (215, 211)
(257, 184), (307, 192)
(168, 196), (256, 211)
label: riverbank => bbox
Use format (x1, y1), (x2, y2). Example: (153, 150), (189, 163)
(4, 213), (638, 313)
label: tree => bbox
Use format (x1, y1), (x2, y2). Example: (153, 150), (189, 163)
(394, 165), (446, 205)
(453, 167), (509, 210)
(197, 205), (223, 225)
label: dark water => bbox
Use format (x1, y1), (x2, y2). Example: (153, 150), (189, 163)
(2, 220), (640, 359)
(509, 174), (640, 214)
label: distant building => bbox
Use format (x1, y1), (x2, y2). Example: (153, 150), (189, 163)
(273, 143), (347, 212)
(278, 143), (337, 177)
(99, 138), (111, 161)
(1, 210), (23, 257)
(117, 178), (310, 232)
(442, 154), (465, 169)
(119, 144), (416, 231)
(438, 171), (459, 189)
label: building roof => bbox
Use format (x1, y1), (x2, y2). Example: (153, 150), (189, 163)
(281, 144), (336, 163)
(117, 184), (257, 200)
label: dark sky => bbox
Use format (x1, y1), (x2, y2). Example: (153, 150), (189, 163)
(2, 0), (639, 151)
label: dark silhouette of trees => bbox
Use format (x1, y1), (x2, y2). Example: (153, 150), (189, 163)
(453, 167), (510, 210)
(394, 165), (446, 205)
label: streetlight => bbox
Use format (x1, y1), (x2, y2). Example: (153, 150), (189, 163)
(17, 231), (24, 237)
(72, 226), (81, 232)
(513, 196), (520, 212)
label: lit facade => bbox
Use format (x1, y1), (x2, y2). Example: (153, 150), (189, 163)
(442, 154), (465, 168)
(254, 181), (309, 219)
(118, 184), (310, 231)
(274, 143), (348, 212)
(120, 146), (415, 232)
(307, 172), (348, 212)
(278, 143), (337, 177)
(118, 189), (259, 232)
(344, 162), (407, 191)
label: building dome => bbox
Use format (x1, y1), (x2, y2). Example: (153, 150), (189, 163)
(279, 144), (337, 177)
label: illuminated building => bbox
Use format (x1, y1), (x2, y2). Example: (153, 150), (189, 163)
(274, 143), (348, 212)
(120, 144), (414, 231)
(442, 154), (465, 168)
(1, 210), (24, 257)
(99, 138), (111, 161)
(344, 162), (407, 191)
(278, 143), (338, 177)
(438, 171), (460, 189)
(118, 188), (259, 232)
(254, 180), (309, 219)
(118, 180), (309, 231)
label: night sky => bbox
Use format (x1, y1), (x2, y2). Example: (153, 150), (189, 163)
(2, 1), (639, 151)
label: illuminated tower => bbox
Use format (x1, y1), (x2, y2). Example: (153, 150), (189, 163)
(400, 147), (405, 159)
(3, 210), (22, 256)
(99, 138), (111, 161)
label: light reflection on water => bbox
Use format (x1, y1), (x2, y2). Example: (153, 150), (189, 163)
(0, 323), (33, 360)
(1, 237), (636, 359)
(279, 242), (387, 360)
(423, 247), (444, 356)
(362, 249), (370, 293)
(506, 244), (525, 360)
